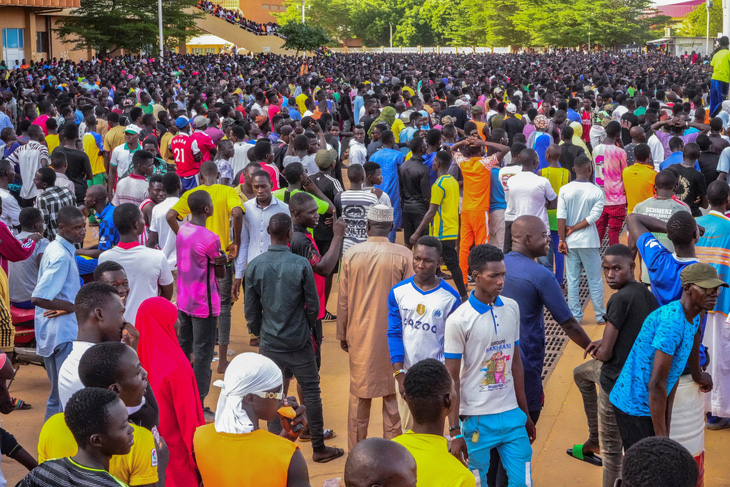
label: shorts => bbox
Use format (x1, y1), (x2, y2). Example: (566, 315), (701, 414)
(180, 174), (200, 194)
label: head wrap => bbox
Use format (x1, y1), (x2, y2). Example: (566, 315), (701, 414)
(367, 106), (397, 136)
(213, 353), (283, 434)
(534, 114), (549, 131)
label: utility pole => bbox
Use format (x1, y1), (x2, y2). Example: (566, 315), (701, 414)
(724, 0), (730, 38)
(158, 0), (164, 58)
(301, 0), (306, 23)
(389, 23), (393, 49)
(708, 0), (713, 55)
(588, 23), (591, 51)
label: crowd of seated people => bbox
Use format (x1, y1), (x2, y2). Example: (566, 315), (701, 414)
(198, 0), (280, 36)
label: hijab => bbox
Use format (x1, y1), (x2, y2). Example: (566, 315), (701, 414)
(368, 106), (397, 136)
(569, 121), (592, 161)
(213, 353), (283, 434)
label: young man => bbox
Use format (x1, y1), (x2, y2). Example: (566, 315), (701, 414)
(147, 172), (181, 270)
(77, 185), (119, 261)
(399, 137), (432, 250)
(363, 161), (392, 206)
(31, 205), (86, 421)
(445, 244), (534, 486)
(139, 174), (165, 245)
(49, 150), (76, 196)
(621, 143), (656, 214)
(82, 116), (106, 187)
(9, 208), (48, 309)
(93, 261), (130, 305)
(369, 130), (404, 242)
(273, 162), (334, 216)
(620, 437), (699, 487)
(33, 167), (76, 241)
(176, 190), (226, 416)
(393, 358), (476, 487)
(7, 124), (49, 205)
(98, 203), (173, 324)
(112, 150), (154, 208)
(571, 245), (659, 487)
(0, 159), (21, 229)
(557, 156), (606, 323)
(109, 124), (142, 192)
(344, 438), (417, 487)
(348, 125), (368, 166)
(40, 343), (163, 486)
(388, 236), (461, 432)
(671, 143), (708, 217)
(17, 388), (134, 486)
(170, 116), (202, 193)
(593, 121), (628, 246)
(336, 164), (380, 254)
(609, 263), (720, 450)
(410, 151), (467, 298)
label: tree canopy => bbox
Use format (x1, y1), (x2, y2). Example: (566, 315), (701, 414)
(56, 0), (202, 57)
(274, 0), (671, 47)
(678, 1), (722, 38)
(279, 22), (333, 55)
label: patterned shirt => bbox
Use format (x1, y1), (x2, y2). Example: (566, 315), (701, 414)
(98, 203), (120, 251)
(37, 186), (76, 241)
(16, 457), (128, 487)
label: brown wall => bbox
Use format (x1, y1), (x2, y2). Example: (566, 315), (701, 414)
(240, 0), (285, 24)
(0, 0), (79, 6)
(195, 9), (286, 53)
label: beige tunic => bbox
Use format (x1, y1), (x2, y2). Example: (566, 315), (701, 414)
(337, 236), (414, 398)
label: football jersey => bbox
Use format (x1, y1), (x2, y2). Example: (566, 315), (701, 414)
(637, 232), (698, 306)
(387, 277), (460, 370)
(170, 133), (201, 177)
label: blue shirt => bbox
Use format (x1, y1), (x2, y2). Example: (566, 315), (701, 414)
(567, 109), (582, 124)
(637, 233), (698, 306)
(97, 203), (120, 251)
(288, 107), (302, 121)
(0, 111), (11, 132)
(31, 236), (80, 357)
(659, 152), (700, 172)
(372, 148), (405, 226)
(718, 146), (730, 174)
(354, 96), (364, 125)
(489, 167), (506, 211)
(502, 251), (573, 411)
(610, 300), (700, 416)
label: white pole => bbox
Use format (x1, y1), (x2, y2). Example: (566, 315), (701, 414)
(301, 0), (305, 23)
(390, 23), (393, 49)
(708, 3), (711, 55)
(588, 24), (590, 51)
(724, 0), (730, 38)
(158, 0), (164, 58)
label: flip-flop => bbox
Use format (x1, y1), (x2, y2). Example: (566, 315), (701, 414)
(566, 444), (603, 467)
(313, 447), (344, 464)
(299, 428), (336, 442)
(11, 398), (31, 410)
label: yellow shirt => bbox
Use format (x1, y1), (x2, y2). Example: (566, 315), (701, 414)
(38, 413), (158, 486)
(104, 125), (127, 154)
(393, 432), (476, 487)
(430, 175), (459, 241)
(160, 132), (174, 165)
(295, 93), (308, 115)
(172, 184), (243, 252)
(235, 184), (249, 206)
(622, 163), (656, 213)
(83, 132), (105, 175)
(712, 49), (730, 83)
(46, 134), (60, 154)
(392, 118), (406, 143)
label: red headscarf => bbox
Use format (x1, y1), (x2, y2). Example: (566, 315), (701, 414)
(136, 297), (204, 486)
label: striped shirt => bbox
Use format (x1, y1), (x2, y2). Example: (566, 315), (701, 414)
(336, 189), (379, 254)
(7, 140), (49, 200)
(16, 457), (128, 487)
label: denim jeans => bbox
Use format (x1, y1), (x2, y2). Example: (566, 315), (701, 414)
(43, 341), (73, 421)
(565, 247), (606, 322)
(261, 341), (327, 451)
(216, 263), (233, 346)
(178, 311), (217, 405)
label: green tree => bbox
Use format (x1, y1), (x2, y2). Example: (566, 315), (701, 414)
(448, 0), (527, 47)
(279, 22), (333, 55)
(274, 0), (353, 40)
(678, 1), (722, 37)
(56, 0), (201, 57)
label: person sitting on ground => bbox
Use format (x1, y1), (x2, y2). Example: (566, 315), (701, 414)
(17, 387), (134, 487)
(344, 437), (417, 487)
(393, 358), (476, 486)
(193, 353), (310, 487)
(38, 342), (167, 486)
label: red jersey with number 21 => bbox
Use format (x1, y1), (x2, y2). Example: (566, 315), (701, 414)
(171, 133), (201, 177)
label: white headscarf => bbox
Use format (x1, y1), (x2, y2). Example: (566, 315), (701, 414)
(213, 353), (283, 434)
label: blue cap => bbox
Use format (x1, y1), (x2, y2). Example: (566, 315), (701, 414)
(175, 116), (190, 129)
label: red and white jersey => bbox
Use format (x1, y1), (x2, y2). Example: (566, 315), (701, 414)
(170, 132), (201, 177)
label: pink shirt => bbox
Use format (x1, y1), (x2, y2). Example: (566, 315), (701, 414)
(593, 143), (627, 206)
(176, 222), (221, 318)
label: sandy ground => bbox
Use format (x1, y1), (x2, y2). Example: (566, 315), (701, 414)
(3, 233), (729, 486)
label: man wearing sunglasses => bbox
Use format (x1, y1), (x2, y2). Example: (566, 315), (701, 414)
(609, 263), (723, 451)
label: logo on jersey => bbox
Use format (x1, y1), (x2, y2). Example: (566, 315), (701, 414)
(416, 304), (426, 316)
(433, 309), (442, 318)
(151, 448), (158, 467)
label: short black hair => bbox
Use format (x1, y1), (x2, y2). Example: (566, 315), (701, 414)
(605, 120), (621, 138)
(253, 139), (272, 161)
(283, 162), (305, 185)
(132, 149), (154, 168)
(93, 260), (126, 281)
(50, 150), (67, 169)
(683, 142), (700, 162)
(603, 243), (633, 260)
(252, 170), (271, 183)
(74, 281), (119, 323)
(161, 172), (181, 194)
(289, 190), (315, 212)
(667, 211), (697, 246)
(113, 203), (142, 235)
(37, 166), (56, 187)
(79, 342), (131, 389)
(707, 179), (730, 207)
(188, 189), (212, 215)
(574, 155), (592, 169)
(468, 244), (504, 274)
(403, 358), (452, 424)
(415, 235), (442, 255)
(64, 387), (119, 449)
(669, 136), (685, 152)
(655, 169), (677, 190)
(380, 130), (395, 145)
(621, 436), (698, 487)
(634, 143), (651, 162)
(148, 174), (163, 187)
(435, 150), (451, 169)
(58, 205), (84, 227)
(19, 207), (42, 231)
(268, 212), (292, 239)
(363, 161), (381, 176)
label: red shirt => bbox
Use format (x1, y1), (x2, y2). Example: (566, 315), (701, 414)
(190, 131), (216, 162)
(170, 133), (201, 177)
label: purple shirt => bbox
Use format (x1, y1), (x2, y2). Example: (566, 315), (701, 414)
(176, 222), (221, 318)
(656, 130), (700, 159)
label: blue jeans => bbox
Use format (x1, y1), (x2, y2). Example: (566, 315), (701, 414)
(566, 247), (605, 322)
(464, 408), (533, 487)
(710, 79), (729, 118)
(42, 341), (73, 421)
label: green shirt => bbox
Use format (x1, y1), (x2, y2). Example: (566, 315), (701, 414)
(711, 49), (730, 83)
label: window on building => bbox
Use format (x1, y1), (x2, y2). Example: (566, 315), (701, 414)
(205, 47), (216, 54)
(262, 4), (270, 8)
(2, 29), (24, 49)
(36, 31), (49, 53)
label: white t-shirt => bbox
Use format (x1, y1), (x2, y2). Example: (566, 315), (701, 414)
(388, 277), (461, 370)
(98, 244), (174, 324)
(0, 188), (20, 228)
(231, 142), (254, 177)
(504, 171), (557, 229)
(444, 294), (521, 416)
(149, 196), (180, 269)
(58, 341), (94, 410)
(556, 181), (605, 249)
(498, 165), (522, 209)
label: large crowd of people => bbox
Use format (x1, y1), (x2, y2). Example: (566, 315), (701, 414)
(197, 0), (281, 36)
(0, 42), (727, 486)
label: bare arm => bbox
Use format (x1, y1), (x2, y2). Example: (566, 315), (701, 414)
(648, 349), (673, 436)
(410, 203), (439, 245)
(559, 317), (591, 350)
(159, 283), (173, 301)
(512, 345), (536, 442)
(165, 209), (181, 234)
(445, 357), (468, 466)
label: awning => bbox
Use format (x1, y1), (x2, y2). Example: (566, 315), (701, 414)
(646, 38), (672, 45)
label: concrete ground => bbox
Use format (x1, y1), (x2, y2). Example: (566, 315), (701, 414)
(3, 237), (729, 486)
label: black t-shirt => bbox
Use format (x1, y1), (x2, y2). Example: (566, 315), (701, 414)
(398, 157), (431, 214)
(440, 106), (467, 129)
(503, 116), (525, 146)
(310, 172), (342, 243)
(672, 164), (707, 217)
(698, 151), (720, 186)
(600, 281), (659, 393)
(559, 143), (586, 174)
(620, 112), (639, 146)
(55, 147), (92, 204)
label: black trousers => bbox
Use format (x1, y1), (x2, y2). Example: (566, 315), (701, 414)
(503, 220), (514, 254)
(402, 211), (426, 245)
(442, 239), (468, 298)
(613, 405), (656, 451)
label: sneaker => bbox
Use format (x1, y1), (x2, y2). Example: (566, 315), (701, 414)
(707, 417), (730, 430)
(323, 311), (337, 321)
(203, 407), (215, 423)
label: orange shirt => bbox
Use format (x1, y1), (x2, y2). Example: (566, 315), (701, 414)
(475, 121), (488, 140)
(193, 425), (298, 487)
(622, 163), (656, 213)
(455, 152), (500, 212)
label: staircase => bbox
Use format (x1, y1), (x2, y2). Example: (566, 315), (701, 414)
(193, 9), (287, 54)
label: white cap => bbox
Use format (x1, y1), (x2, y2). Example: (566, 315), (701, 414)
(124, 124), (142, 135)
(506, 103), (517, 114)
(367, 204), (394, 222)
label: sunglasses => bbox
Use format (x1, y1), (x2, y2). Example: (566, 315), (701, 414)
(251, 386), (284, 400)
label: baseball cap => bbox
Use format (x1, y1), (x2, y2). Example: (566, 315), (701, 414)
(315, 149), (337, 169)
(471, 105), (484, 114)
(681, 263), (729, 289)
(506, 103), (517, 114)
(193, 115), (208, 128)
(124, 124), (142, 135)
(455, 99), (466, 107)
(175, 116), (191, 129)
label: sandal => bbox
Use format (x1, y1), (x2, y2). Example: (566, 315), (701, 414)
(566, 444), (602, 467)
(299, 428), (336, 442)
(11, 398), (31, 410)
(313, 446), (345, 463)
